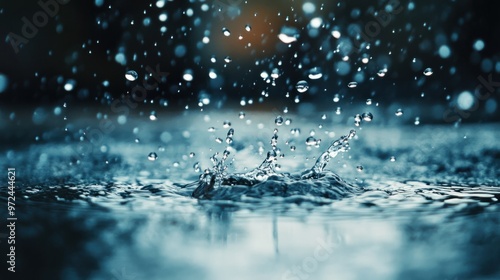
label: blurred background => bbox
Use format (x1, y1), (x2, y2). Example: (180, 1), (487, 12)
(0, 0), (499, 124)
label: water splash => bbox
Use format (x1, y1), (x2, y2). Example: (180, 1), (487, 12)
(301, 130), (356, 179)
(187, 129), (357, 199)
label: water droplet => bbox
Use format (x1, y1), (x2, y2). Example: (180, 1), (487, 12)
(347, 82), (358, 88)
(390, 156), (396, 162)
(183, 69), (194, 82)
(208, 127), (216, 132)
(224, 56), (232, 63)
(275, 116), (284, 126)
(321, 114), (327, 120)
(335, 107), (342, 115)
(285, 118), (292, 125)
(305, 136), (317, 146)
(148, 152), (158, 161)
(290, 146), (296, 151)
(295, 80), (309, 93)
(223, 121), (231, 128)
(395, 108), (404, 116)
(366, 99), (372, 105)
(423, 68), (433, 76)
(222, 27), (231, 36)
(414, 117), (420, 125)
(239, 112), (245, 119)
(215, 137), (223, 143)
(125, 70), (138, 81)
(308, 67), (323, 80)
(356, 165), (364, 172)
(245, 24), (251, 32)
(149, 111), (157, 121)
(377, 69), (387, 77)
(333, 94), (340, 102)
(362, 112), (373, 122)
(193, 162), (201, 172)
(135, 138), (140, 143)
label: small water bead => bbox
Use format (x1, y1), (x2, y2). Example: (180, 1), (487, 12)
(135, 138), (140, 143)
(290, 128), (301, 135)
(222, 27), (231, 36)
(335, 107), (342, 115)
(321, 114), (327, 120)
(283, 107), (289, 114)
(223, 121), (231, 128)
(390, 156), (396, 162)
(414, 117), (420, 125)
(158, 146), (165, 152)
(224, 56), (232, 63)
(239, 112), (245, 119)
(290, 146), (296, 151)
(356, 165), (364, 172)
(295, 80), (309, 93)
(149, 111), (157, 121)
(189, 152), (195, 158)
(333, 94), (340, 102)
(208, 127), (216, 132)
(193, 162), (201, 172)
(347, 82), (358, 88)
(305, 136), (317, 146)
(148, 152), (158, 161)
(362, 112), (373, 122)
(377, 69), (387, 77)
(215, 137), (223, 143)
(423, 68), (433, 76)
(366, 99), (372, 105)
(271, 135), (278, 147)
(395, 108), (404, 116)
(125, 70), (138, 81)
(275, 116), (284, 126)
(285, 118), (292, 125)
(222, 150), (230, 160)
(245, 24), (251, 32)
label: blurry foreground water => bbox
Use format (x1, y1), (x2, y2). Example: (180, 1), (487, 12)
(1, 111), (499, 280)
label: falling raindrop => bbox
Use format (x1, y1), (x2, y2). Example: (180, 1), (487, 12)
(377, 69), (387, 77)
(125, 70), (138, 81)
(148, 152), (158, 161)
(305, 136), (317, 146)
(295, 80), (309, 93)
(150, 111), (157, 121)
(222, 27), (231, 36)
(275, 116), (284, 126)
(362, 112), (373, 122)
(423, 68), (433, 76)
(347, 82), (358, 88)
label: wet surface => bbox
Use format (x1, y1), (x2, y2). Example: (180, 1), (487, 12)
(1, 113), (499, 279)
